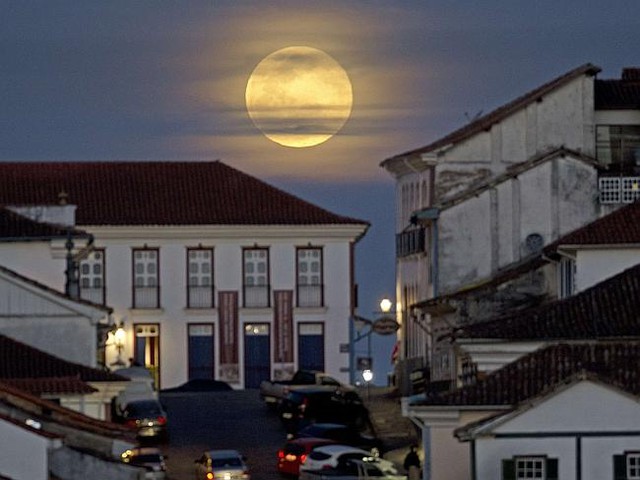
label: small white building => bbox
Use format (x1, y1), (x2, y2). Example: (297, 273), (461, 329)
(404, 342), (640, 480)
(0, 161), (369, 389)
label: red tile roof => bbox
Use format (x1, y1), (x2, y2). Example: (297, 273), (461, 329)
(0, 334), (127, 383)
(0, 161), (369, 227)
(0, 381), (133, 438)
(382, 63), (601, 164)
(453, 262), (640, 341)
(595, 67), (640, 109)
(418, 342), (640, 406)
(0, 207), (89, 240)
(2, 376), (97, 396)
(545, 200), (640, 248)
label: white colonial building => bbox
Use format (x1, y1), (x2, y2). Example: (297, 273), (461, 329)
(381, 64), (640, 393)
(0, 161), (369, 389)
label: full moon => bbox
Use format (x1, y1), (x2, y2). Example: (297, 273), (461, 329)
(245, 46), (353, 148)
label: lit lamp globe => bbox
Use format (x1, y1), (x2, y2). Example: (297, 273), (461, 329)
(362, 369), (374, 383)
(379, 298), (393, 313)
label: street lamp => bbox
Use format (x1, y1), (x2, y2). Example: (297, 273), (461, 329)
(111, 321), (126, 367)
(349, 298), (398, 385)
(362, 368), (374, 400)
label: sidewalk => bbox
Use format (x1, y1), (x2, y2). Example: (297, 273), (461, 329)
(360, 385), (420, 467)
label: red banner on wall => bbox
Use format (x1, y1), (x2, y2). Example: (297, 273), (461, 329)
(274, 290), (294, 363)
(218, 291), (238, 365)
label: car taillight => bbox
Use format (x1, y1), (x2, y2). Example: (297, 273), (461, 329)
(156, 416), (167, 425)
(300, 454), (307, 464)
(277, 450), (285, 459)
(125, 419), (138, 428)
(300, 398), (308, 412)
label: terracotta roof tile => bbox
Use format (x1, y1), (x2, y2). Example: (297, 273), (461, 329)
(0, 161), (369, 227)
(419, 342), (640, 406)
(0, 334), (128, 383)
(595, 67), (640, 109)
(382, 63), (601, 163)
(455, 262), (640, 340)
(2, 376), (97, 395)
(0, 207), (89, 240)
(545, 200), (640, 248)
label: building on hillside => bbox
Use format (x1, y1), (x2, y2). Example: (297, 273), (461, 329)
(0, 333), (129, 420)
(381, 64), (640, 394)
(0, 161), (369, 389)
(403, 261), (640, 480)
(403, 343), (640, 480)
(0, 381), (139, 480)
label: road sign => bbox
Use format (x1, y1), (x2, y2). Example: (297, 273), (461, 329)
(372, 316), (400, 335)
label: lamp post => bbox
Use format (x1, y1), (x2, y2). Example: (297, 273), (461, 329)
(349, 298), (398, 386)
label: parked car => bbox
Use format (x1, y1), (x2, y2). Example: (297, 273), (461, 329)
(119, 399), (168, 442)
(113, 366), (158, 415)
(295, 423), (384, 457)
(194, 449), (250, 480)
(280, 387), (368, 435)
(299, 458), (406, 480)
(260, 370), (354, 407)
(161, 378), (232, 393)
(300, 444), (399, 475)
(277, 437), (337, 477)
(121, 447), (167, 479)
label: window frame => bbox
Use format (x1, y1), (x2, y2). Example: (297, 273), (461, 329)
(79, 248), (106, 305)
(242, 246), (271, 308)
(502, 455), (557, 480)
(132, 247), (160, 309)
(296, 246), (324, 308)
(186, 247), (215, 309)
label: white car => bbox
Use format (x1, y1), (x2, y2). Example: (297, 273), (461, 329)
(194, 449), (250, 480)
(300, 444), (400, 475)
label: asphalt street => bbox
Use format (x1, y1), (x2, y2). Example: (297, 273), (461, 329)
(159, 389), (286, 480)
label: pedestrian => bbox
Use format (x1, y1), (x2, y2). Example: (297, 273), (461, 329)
(403, 444), (421, 480)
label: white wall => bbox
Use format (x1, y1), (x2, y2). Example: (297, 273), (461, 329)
(92, 227), (357, 388)
(0, 419), (52, 480)
(576, 248), (640, 292)
(474, 381), (640, 480)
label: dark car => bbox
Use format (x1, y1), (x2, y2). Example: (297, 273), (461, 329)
(121, 447), (167, 479)
(161, 379), (232, 393)
(276, 437), (336, 477)
(295, 423), (384, 457)
(279, 387), (369, 435)
(120, 399), (169, 442)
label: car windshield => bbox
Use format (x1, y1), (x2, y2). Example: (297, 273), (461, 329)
(130, 454), (163, 464)
(126, 401), (163, 416)
(212, 457), (242, 468)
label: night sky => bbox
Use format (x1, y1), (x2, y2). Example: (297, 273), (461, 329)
(3, 0), (640, 382)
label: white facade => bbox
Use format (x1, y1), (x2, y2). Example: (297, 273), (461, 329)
(0, 259), (109, 367)
(0, 417), (60, 480)
(469, 380), (640, 480)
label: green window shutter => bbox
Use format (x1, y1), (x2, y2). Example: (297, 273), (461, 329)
(502, 459), (515, 480)
(546, 458), (558, 480)
(613, 454), (627, 480)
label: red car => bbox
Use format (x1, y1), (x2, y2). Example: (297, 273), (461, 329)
(277, 437), (335, 476)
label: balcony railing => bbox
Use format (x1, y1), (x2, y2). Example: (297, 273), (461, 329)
(599, 176), (640, 204)
(133, 286), (160, 309)
(396, 228), (426, 258)
(188, 285), (214, 309)
(243, 285), (270, 308)
(296, 284), (323, 308)
(80, 287), (105, 305)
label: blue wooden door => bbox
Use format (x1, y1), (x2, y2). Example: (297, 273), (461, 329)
(298, 323), (324, 371)
(244, 324), (270, 388)
(188, 324), (215, 380)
